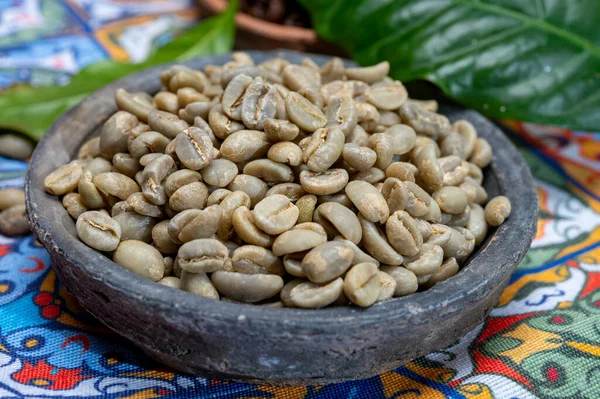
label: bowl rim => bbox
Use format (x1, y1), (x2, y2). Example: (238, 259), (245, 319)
(26, 50), (538, 328)
(198, 0), (318, 44)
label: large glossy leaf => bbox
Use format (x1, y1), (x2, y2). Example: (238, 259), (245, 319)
(0, 0), (238, 141)
(300, 0), (600, 130)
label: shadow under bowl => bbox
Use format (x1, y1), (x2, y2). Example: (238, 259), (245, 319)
(26, 50), (538, 386)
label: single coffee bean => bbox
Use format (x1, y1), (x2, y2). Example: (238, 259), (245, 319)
(111, 200), (132, 217)
(0, 204), (28, 236)
(466, 203), (488, 245)
(99, 111), (139, 159)
(113, 212), (155, 242)
(0, 134), (34, 160)
(325, 95), (358, 135)
(147, 110), (189, 139)
(115, 88), (153, 122)
(112, 153), (139, 178)
(380, 178), (409, 214)
(180, 271), (219, 299)
(227, 174), (269, 207)
(342, 143), (377, 172)
(438, 156), (468, 186)
(140, 155), (175, 205)
(264, 118), (300, 142)
(368, 133), (394, 170)
(290, 277), (343, 309)
(0, 188), (25, 210)
(346, 61), (389, 84)
(231, 206), (273, 247)
(365, 83), (407, 111)
(285, 92), (327, 132)
(379, 265), (418, 297)
(208, 104), (245, 139)
(303, 126), (345, 173)
(432, 186), (468, 215)
(220, 66), (273, 87)
(386, 162), (418, 182)
(169, 205), (222, 243)
(485, 196), (511, 227)
(469, 138), (492, 168)
(169, 181), (209, 212)
(241, 77), (278, 130)
(386, 210), (423, 257)
(376, 271), (397, 302)
(84, 157), (112, 177)
(399, 102), (451, 138)
(404, 243), (444, 276)
(207, 188), (232, 206)
(266, 183), (305, 202)
(211, 271), (283, 303)
(253, 194), (299, 235)
(267, 141), (303, 166)
(220, 129), (270, 163)
(300, 169), (348, 196)
(76, 211), (121, 251)
(113, 240), (164, 281)
(425, 224), (453, 247)
(78, 137), (101, 159)
(164, 169), (202, 197)
(128, 131), (170, 161)
(44, 163), (83, 195)
(177, 238), (229, 273)
(355, 102), (380, 132)
(243, 159), (294, 184)
(283, 251), (308, 277)
(175, 127), (214, 170)
(345, 180), (389, 223)
(320, 57), (345, 83)
(177, 88), (209, 107)
(215, 190), (251, 240)
(232, 245), (284, 276)
(351, 167), (386, 184)
(344, 262), (380, 307)
(158, 276), (181, 289)
(126, 192), (163, 218)
(316, 202), (362, 244)
(422, 257), (459, 289)
(200, 159), (237, 187)
(452, 120), (478, 159)
(152, 220), (180, 254)
(272, 229), (326, 256)
(359, 215), (403, 265)
(76, 171), (105, 209)
(296, 194), (317, 224)
(221, 74), (253, 120)
(302, 241), (353, 283)
(62, 193), (88, 220)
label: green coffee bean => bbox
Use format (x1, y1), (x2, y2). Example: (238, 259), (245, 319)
(266, 183), (305, 202)
(200, 159), (238, 187)
(44, 163), (83, 195)
(300, 169), (349, 195)
(113, 212), (155, 242)
(345, 61), (389, 84)
(316, 202), (362, 244)
(177, 238), (229, 273)
(345, 180), (389, 224)
(379, 265), (418, 297)
(164, 169), (202, 197)
(344, 262), (380, 307)
(0, 188), (25, 211)
(113, 240), (164, 281)
(359, 215), (403, 266)
(289, 278), (343, 309)
(285, 92), (327, 132)
(485, 196), (511, 227)
(211, 271), (283, 303)
(232, 245), (284, 276)
(342, 143), (377, 171)
(76, 211), (121, 251)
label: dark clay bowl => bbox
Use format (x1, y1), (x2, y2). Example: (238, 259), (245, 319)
(26, 50), (537, 386)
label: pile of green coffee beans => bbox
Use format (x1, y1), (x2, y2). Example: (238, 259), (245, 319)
(43, 53), (511, 308)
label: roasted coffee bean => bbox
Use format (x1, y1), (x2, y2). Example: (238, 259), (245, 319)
(485, 196), (511, 227)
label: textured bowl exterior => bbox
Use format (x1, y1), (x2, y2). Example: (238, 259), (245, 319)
(26, 50), (538, 386)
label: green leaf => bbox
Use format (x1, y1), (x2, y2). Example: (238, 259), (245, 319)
(0, 0), (238, 141)
(300, 0), (600, 130)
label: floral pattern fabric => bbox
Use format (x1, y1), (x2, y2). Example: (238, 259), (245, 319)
(1, 1), (600, 397)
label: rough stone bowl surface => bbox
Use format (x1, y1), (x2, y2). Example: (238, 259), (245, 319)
(26, 50), (538, 386)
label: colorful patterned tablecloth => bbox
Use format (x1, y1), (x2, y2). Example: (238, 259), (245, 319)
(1, 1), (600, 398)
